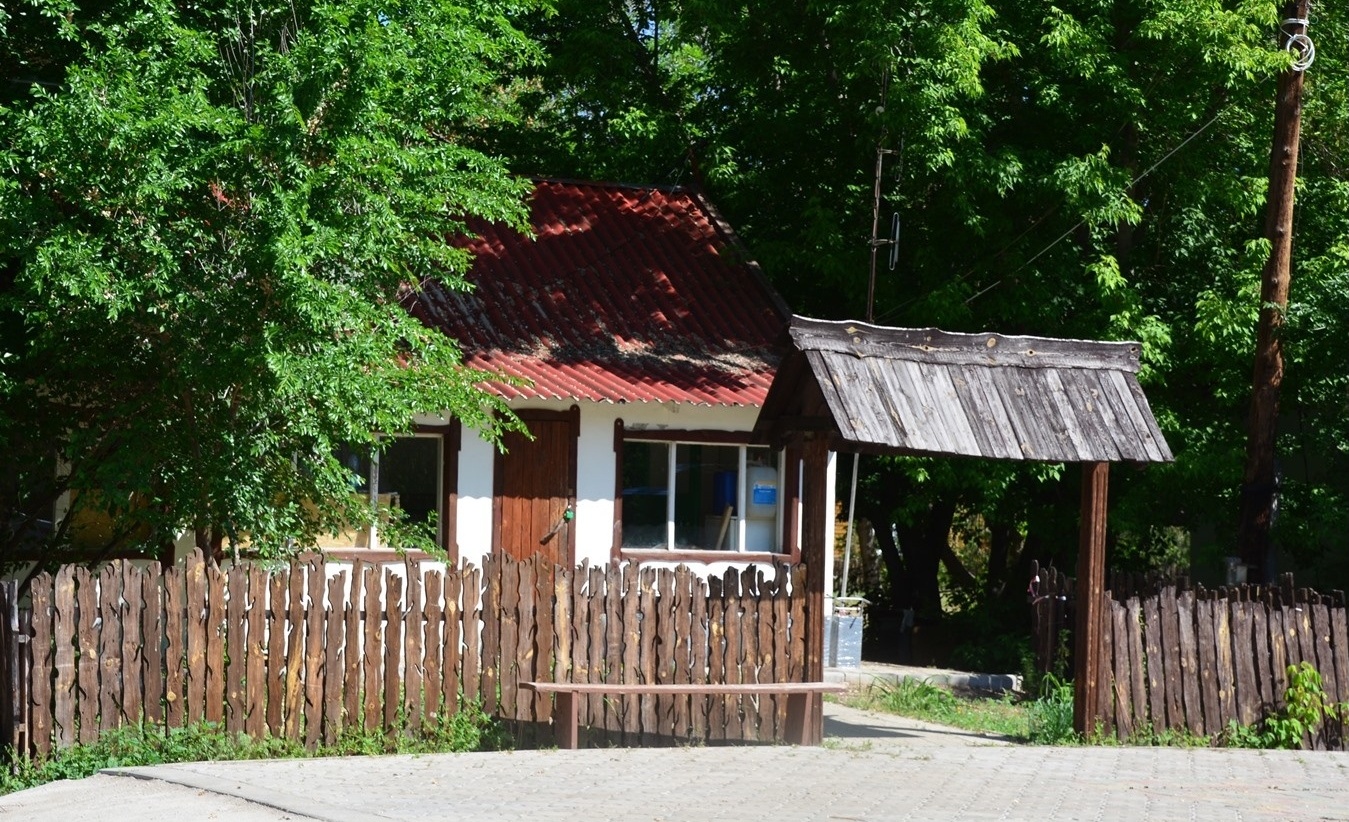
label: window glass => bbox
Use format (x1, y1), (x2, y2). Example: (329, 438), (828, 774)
(378, 436), (440, 525)
(620, 441), (669, 549)
(621, 439), (782, 552)
(674, 443), (739, 550)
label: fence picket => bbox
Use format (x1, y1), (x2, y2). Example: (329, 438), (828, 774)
(204, 562), (226, 725)
(52, 566), (76, 747)
(244, 567), (267, 738)
(162, 566), (186, 729)
(98, 564), (124, 729)
(423, 569), (443, 721)
(74, 568), (99, 744)
(402, 560), (423, 735)
(324, 571), (346, 745)
(382, 569), (403, 733)
(184, 552), (207, 726)
(303, 558), (325, 747)
(226, 567), (247, 733)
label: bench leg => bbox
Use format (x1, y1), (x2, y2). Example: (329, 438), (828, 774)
(554, 690), (579, 750)
(784, 692), (811, 745)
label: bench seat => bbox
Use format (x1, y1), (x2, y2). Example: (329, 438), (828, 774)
(520, 681), (847, 748)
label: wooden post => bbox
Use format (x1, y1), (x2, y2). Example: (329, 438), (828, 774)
(1074, 461), (1109, 736)
(1238, 2), (1310, 582)
(799, 435), (830, 744)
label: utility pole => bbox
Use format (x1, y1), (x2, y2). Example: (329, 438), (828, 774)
(1237, 3), (1314, 583)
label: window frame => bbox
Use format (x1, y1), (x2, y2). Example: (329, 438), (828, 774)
(612, 421), (801, 564)
(324, 421), (459, 562)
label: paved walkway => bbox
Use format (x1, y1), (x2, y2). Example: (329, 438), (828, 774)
(3, 700), (1348, 821)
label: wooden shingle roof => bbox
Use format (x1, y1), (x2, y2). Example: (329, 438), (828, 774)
(753, 316), (1172, 463)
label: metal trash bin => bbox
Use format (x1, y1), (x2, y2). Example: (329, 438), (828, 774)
(827, 596), (869, 668)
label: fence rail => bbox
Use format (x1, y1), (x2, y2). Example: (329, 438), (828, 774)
(1030, 561), (1349, 748)
(1, 551), (807, 756)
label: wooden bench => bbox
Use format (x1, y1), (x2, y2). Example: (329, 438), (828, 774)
(520, 681), (848, 748)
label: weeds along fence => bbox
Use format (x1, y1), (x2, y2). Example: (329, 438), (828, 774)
(1029, 561), (1349, 748)
(0, 551), (808, 757)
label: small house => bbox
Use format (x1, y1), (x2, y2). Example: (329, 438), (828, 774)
(319, 180), (837, 578)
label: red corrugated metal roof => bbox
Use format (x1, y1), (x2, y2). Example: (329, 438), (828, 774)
(411, 180), (788, 406)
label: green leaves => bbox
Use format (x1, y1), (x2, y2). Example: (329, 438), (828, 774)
(1, 0), (541, 561)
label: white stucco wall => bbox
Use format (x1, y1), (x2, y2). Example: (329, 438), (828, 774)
(454, 399), (835, 594)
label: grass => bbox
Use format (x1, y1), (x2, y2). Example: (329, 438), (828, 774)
(0, 700), (510, 797)
(843, 678), (1037, 742)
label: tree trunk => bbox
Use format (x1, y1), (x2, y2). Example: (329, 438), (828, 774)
(1238, 3), (1309, 583)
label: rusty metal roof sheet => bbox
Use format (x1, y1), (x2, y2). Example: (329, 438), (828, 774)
(754, 316), (1173, 463)
(410, 180), (788, 407)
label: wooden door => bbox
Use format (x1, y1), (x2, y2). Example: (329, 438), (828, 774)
(494, 408), (578, 566)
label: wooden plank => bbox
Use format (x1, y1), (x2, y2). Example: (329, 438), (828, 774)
(52, 566), (76, 748)
(303, 558), (325, 748)
(361, 564), (381, 732)
(1194, 598), (1219, 736)
(98, 564), (123, 730)
(382, 569), (403, 734)
(225, 566), (247, 734)
(1313, 602), (1337, 712)
(727, 566), (750, 742)
(638, 567), (659, 745)
(1096, 594), (1114, 736)
(1213, 596), (1236, 729)
(1267, 603), (1290, 711)
(691, 568), (710, 742)
(772, 564), (791, 737)
(620, 561), (640, 744)
(203, 562), (226, 725)
(1175, 590), (1202, 735)
(423, 569), (443, 721)
(460, 564), (481, 706)
(324, 570), (347, 745)
(671, 565), (692, 740)
(655, 567), (677, 742)
(119, 563), (144, 729)
(535, 556), (557, 731)
(707, 573), (726, 741)
(754, 567), (775, 741)
(513, 556), (535, 733)
(1125, 597), (1146, 736)
(602, 563), (623, 738)
(163, 564), (186, 729)
(1231, 600), (1259, 728)
(402, 559), (424, 735)
(569, 564), (591, 741)
(29, 574), (53, 756)
(244, 567), (267, 739)
(1331, 602), (1349, 705)
(343, 562), (364, 731)
(499, 557), (522, 729)
(140, 563), (163, 727)
(183, 552), (207, 726)
(1141, 594), (1165, 733)
(480, 556), (501, 716)
(1249, 601), (1273, 717)
(1073, 462), (1109, 736)
(74, 567), (99, 744)
(283, 564), (305, 740)
(443, 566), (464, 715)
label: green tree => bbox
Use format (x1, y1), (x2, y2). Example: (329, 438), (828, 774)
(492, 0), (1349, 609)
(0, 0), (540, 565)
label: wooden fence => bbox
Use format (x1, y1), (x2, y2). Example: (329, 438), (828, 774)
(0, 551), (807, 757)
(1030, 562), (1349, 748)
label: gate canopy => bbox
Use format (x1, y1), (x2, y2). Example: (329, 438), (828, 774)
(753, 316), (1172, 464)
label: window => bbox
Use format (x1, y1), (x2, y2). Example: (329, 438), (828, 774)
(332, 430), (452, 553)
(620, 437), (785, 554)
